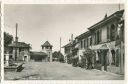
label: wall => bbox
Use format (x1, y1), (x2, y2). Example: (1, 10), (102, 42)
(101, 26), (107, 42)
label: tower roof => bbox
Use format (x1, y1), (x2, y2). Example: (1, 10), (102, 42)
(42, 41), (53, 47)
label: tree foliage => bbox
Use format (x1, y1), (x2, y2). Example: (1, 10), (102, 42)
(52, 51), (64, 62)
(4, 32), (13, 48)
(52, 51), (59, 58)
(83, 49), (96, 69)
(72, 57), (79, 67)
(66, 53), (73, 64)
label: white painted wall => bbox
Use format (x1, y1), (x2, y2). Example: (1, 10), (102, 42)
(78, 49), (84, 61)
(101, 27), (107, 42)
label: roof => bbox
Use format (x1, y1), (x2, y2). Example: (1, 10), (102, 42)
(88, 10), (124, 30)
(41, 41), (53, 47)
(8, 41), (30, 48)
(30, 51), (47, 56)
(62, 39), (77, 48)
(75, 31), (91, 39)
(62, 42), (72, 48)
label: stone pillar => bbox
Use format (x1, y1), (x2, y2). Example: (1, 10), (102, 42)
(50, 52), (52, 62)
(17, 48), (19, 60)
(5, 52), (9, 66)
(12, 48), (15, 60)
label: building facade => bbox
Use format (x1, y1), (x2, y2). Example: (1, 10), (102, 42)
(30, 51), (47, 62)
(75, 31), (91, 62)
(88, 10), (124, 74)
(63, 34), (75, 63)
(8, 42), (31, 62)
(63, 10), (124, 74)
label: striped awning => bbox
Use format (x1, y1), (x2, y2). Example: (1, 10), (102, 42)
(89, 41), (116, 50)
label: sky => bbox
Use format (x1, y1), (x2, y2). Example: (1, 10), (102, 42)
(4, 4), (124, 54)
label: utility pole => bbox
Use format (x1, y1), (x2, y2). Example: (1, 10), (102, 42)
(15, 23), (18, 61)
(60, 37), (61, 53)
(15, 23), (18, 42)
(119, 4), (120, 11)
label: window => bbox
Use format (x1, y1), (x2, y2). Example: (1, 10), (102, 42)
(42, 47), (43, 50)
(87, 38), (88, 47)
(110, 24), (116, 41)
(83, 40), (85, 49)
(88, 36), (92, 46)
(90, 37), (92, 46)
(84, 39), (86, 48)
(81, 40), (83, 49)
(107, 26), (110, 40)
(94, 33), (96, 44)
(50, 47), (52, 49)
(99, 29), (102, 42)
(97, 30), (100, 44)
(85, 38), (87, 48)
(96, 29), (102, 44)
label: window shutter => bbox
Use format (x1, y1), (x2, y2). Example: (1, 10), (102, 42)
(107, 26), (110, 40)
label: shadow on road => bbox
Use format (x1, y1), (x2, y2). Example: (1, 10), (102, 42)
(17, 67), (25, 72)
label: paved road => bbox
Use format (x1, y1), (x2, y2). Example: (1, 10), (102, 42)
(5, 62), (124, 80)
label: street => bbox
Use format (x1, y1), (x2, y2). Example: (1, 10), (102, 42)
(5, 62), (124, 80)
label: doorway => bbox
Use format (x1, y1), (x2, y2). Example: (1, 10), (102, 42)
(24, 56), (28, 62)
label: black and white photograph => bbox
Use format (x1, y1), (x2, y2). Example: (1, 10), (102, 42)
(4, 4), (125, 80)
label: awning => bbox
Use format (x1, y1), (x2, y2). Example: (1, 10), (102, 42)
(89, 41), (116, 50)
(89, 45), (102, 50)
(98, 44), (109, 50)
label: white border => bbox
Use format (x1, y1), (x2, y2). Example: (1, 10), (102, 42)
(1, 0), (127, 84)
(1, 1), (4, 84)
(2, 0), (126, 4)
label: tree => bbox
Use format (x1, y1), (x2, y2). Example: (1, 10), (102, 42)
(66, 53), (73, 64)
(52, 51), (64, 62)
(4, 32), (13, 50)
(83, 49), (96, 69)
(52, 51), (59, 58)
(72, 56), (79, 67)
(58, 51), (64, 63)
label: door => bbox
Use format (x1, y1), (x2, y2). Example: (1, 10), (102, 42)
(24, 56), (27, 61)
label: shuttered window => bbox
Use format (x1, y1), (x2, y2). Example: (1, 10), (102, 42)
(99, 29), (102, 42)
(81, 40), (83, 49)
(107, 26), (110, 40)
(110, 24), (116, 41)
(84, 39), (86, 49)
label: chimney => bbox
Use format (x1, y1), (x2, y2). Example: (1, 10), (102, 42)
(71, 34), (73, 42)
(104, 13), (107, 19)
(15, 23), (18, 42)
